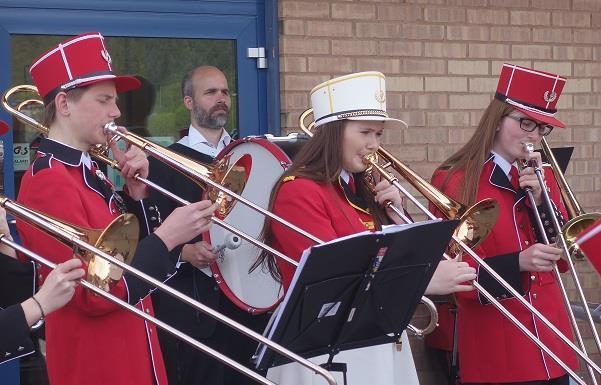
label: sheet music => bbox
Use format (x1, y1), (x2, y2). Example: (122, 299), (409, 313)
(255, 219), (440, 365)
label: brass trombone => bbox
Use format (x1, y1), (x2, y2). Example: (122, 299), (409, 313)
(0, 234), (276, 385)
(1, 84), (306, 268)
(299, 109), (500, 254)
(539, 137), (601, 256)
(522, 141), (601, 384)
(299, 108), (601, 384)
(3, 85), (438, 336)
(0, 195), (337, 385)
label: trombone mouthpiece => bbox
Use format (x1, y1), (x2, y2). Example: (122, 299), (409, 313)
(523, 142), (535, 153)
(104, 122), (118, 134)
(363, 153), (377, 165)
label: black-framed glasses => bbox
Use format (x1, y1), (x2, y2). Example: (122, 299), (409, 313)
(504, 115), (554, 136)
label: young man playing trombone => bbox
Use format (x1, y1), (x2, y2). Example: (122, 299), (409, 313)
(15, 32), (216, 385)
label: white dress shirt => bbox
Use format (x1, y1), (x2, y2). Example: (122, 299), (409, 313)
(177, 125), (232, 158)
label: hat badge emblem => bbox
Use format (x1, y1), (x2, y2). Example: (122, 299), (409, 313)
(101, 49), (112, 64)
(374, 90), (386, 104)
(544, 90), (557, 103)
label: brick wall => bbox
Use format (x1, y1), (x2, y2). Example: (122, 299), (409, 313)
(278, 0), (601, 382)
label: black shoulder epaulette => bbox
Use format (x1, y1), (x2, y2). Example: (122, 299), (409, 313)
(31, 155), (52, 175)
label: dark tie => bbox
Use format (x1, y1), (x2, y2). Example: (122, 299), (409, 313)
(509, 166), (520, 191)
(348, 174), (356, 194)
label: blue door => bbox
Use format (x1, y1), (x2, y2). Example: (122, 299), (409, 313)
(0, 0), (280, 198)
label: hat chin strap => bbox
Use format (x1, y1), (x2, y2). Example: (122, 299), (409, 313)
(504, 98), (556, 117)
(60, 73), (116, 91)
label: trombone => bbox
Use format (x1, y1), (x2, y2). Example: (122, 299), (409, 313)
(522, 141), (601, 383)
(539, 137), (601, 256)
(0, 234), (274, 385)
(1, 84), (304, 269)
(299, 108), (601, 384)
(3, 85), (437, 337)
(299, 109), (500, 254)
(0, 195), (338, 385)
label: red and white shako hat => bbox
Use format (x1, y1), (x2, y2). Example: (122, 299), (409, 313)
(29, 32), (140, 104)
(495, 63), (567, 128)
(310, 71), (407, 130)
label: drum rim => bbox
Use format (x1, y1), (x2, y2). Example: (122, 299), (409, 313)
(206, 137), (293, 314)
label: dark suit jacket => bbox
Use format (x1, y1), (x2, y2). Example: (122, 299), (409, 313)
(0, 253), (35, 364)
(148, 143), (220, 338)
(0, 304), (34, 364)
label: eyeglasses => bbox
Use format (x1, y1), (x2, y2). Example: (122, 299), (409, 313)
(504, 115), (554, 136)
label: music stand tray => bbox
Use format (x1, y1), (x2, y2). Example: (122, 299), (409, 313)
(255, 219), (459, 371)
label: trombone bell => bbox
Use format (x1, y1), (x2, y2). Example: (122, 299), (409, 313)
(102, 122), (248, 219)
(87, 213), (139, 291)
(564, 213), (601, 259)
(449, 199), (499, 257)
(8, 194), (140, 292)
(208, 152), (250, 219)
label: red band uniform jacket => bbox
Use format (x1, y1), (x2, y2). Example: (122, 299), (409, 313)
(268, 175), (426, 385)
(271, 175), (374, 289)
(430, 154), (577, 383)
(16, 138), (168, 385)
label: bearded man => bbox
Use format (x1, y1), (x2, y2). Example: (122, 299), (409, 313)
(148, 66), (269, 385)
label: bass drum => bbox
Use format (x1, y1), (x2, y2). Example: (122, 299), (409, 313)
(205, 134), (308, 314)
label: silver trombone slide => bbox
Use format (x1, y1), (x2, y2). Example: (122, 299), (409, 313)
(522, 142), (598, 385)
(1, 196), (337, 385)
(528, 145), (601, 353)
(0, 234), (276, 385)
(367, 161), (599, 384)
(385, 204), (588, 385)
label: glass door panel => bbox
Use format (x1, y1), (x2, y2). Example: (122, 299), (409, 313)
(9, 34), (237, 193)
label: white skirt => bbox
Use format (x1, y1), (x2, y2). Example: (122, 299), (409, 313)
(266, 332), (419, 385)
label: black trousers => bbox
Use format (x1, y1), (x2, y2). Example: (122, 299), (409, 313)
(464, 374), (570, 385)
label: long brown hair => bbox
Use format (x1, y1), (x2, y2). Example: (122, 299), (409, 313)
(254, 120), (389, 282)
(437, 99), (514, 205)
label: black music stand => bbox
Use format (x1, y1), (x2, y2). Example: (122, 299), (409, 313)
(254, 219), (459, 381)
(537, 146), (573, 173)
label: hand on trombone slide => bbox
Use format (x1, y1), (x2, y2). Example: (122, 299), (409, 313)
(108, 125), (150, 201)
(154, 200), (218, 252)
(425, 259), (477, 295)
(32, 258), (85, 317)
(371, 174), (407, 223)
(518, 149), (545, 206)
(519, 243), (563, 273)
(0, 207), (15, 258)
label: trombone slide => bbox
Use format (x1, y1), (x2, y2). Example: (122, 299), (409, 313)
(0, 234), (276, 385)
(1, 196), (337, 385)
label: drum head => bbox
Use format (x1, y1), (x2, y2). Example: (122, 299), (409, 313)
(206, 137), (296, 313)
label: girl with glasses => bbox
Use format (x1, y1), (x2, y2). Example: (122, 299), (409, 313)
(430, 64), (578, 385)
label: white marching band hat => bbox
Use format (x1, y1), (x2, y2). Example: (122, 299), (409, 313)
(310, 71), (407, 130)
